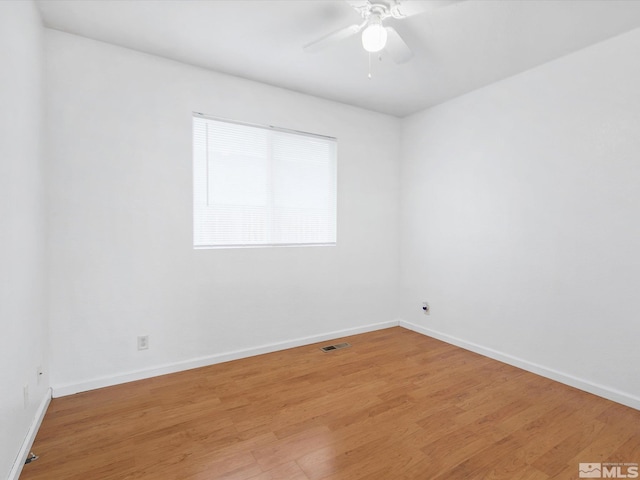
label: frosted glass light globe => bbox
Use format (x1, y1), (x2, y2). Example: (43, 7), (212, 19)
(361, 18), (387, 53)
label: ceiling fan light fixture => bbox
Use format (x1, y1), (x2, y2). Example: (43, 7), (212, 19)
(361, 15), (387, 53)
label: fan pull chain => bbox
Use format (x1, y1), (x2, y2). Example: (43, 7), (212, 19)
(367, 53), (384, 79)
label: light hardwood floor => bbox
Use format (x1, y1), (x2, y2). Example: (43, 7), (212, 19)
(21, 327), (640, 479)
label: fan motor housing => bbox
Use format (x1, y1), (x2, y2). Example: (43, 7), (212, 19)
(354, 1), (406, 21)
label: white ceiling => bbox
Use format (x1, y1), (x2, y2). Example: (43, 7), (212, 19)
(36, 0), (640, 117)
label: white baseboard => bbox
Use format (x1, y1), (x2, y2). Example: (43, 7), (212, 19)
(52, 318), (640, 410)
(400, 320), (640, 411)
(52, 321), (399, 398)
(9, 388), (52, 480)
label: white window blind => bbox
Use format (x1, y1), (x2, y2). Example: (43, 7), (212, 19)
(193, 114), (337, 248)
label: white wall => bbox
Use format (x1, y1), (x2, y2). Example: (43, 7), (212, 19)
(45, 30), (400, 395)
(400, 28), (640, 408)
(0, 1), (50, 478)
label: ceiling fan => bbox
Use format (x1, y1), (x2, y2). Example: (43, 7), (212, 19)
(304, 0), (459, 64)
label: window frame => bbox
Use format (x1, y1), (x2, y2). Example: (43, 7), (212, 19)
(193, 113), (338, 249)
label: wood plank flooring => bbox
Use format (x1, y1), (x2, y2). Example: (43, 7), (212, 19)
(20, 327), (640, 479)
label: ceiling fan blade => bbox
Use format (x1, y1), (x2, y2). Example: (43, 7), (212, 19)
(304, 23), (363, 53)
(384, 26), (413, 64)
(392, 0), (462, 18)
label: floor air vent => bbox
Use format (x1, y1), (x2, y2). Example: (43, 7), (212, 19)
(320, 342), (351, 352)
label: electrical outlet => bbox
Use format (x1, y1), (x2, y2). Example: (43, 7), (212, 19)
(422, 302), (430, 315)
(23, 384), (29, 409)
(137, 335), (149, 350)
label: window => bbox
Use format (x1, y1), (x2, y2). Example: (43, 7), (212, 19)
(193, 114), (337, 248)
